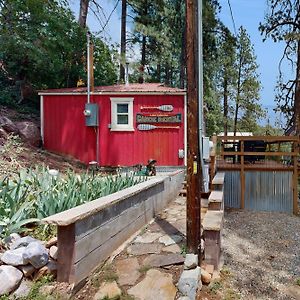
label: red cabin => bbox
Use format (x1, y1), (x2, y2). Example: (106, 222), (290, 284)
(39, 83), (186, 167)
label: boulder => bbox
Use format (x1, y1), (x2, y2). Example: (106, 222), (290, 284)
(0, 265), (23, 296)
(45, 237), (57, 248)
(184, 254), (198, 270)
(49, 246), (58, 261)
(12, 279), (32, 299)
(1, 247), (27, 266)
(3, 233), (21, 249)
(10, 236), (37, 250)
(177, 267), (201, 299)
(15, 121), (41, 147)
(23, 242), (49, 269)
(201, 268), (212, 284)
(18, 264), (36, 278)
(0, 116), (18, 134)
(34, 260), (57, 281)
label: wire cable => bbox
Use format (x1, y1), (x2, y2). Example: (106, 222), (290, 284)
(227, 0), (237, 36)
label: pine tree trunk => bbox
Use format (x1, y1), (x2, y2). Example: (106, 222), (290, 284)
(180, 19), (186, 89)
(223, 77), (228, 135)
(295, 40), (300, 137)
(119, 0), (127, 82)
(165, 64), (170, 85)
(78, 0), (89, 28)
(138, 35), (146, 83)
(234, 52), (242, 136)
(157, 64), (161, 82)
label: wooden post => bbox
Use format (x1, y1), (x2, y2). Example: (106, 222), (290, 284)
(293, 141), (299, 215)
(186, 0), (202, 254)
(57, 224), (76, 283)
(240, 140), (245, 209)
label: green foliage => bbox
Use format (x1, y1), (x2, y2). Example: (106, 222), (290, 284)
(0, 0), (117, 107)
(209, 280), (223, 294)
(0, 166), (147, 238)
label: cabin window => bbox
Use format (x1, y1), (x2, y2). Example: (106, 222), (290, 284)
(110, 97), (134, 131)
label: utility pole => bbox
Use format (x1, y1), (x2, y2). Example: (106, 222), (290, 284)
(186, 0), (202, 254)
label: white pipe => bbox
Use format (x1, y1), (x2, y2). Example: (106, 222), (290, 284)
(40, 95), (44, 144)
(198, 0), (206, 189)
(87, 31), (91, 104)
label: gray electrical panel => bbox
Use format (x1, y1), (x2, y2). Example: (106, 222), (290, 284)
(84, 103), (99, 126)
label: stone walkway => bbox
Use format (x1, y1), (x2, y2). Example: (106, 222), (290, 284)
(92, 196), (188, 300)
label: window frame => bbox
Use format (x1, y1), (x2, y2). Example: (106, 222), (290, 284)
(110, 97), (134, 131)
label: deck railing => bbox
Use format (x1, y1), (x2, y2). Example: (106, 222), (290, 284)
(214, 135), (299, 214)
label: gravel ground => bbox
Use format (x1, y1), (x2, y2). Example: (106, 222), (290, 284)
(223, 210), (300, 300)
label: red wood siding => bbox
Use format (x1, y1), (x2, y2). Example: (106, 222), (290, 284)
(43, 94), (185, 166)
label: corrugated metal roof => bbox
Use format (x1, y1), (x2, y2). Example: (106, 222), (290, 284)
(39, 83), (186, 95)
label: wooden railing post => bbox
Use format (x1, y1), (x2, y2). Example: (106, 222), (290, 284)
(240, 141), (245, 210)
(293, 141), (299, 215)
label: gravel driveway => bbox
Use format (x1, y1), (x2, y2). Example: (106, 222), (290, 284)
(223, 210), (300, 300)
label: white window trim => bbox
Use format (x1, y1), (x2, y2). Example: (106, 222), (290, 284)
(110, 97), (134, 131)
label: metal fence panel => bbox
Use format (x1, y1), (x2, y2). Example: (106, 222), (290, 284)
(224, 171), (241, 208)
(244, 171), (293, 213)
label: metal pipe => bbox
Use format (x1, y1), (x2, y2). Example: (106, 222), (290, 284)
(198, 0), (206, 190)
(87, 31), (91, 104)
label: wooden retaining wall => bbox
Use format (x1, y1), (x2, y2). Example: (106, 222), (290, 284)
(42, 171), (184, 284)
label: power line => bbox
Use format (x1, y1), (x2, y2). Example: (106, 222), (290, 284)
(227, 0), (237, 36)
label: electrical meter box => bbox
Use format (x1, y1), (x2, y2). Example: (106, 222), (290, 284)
(84, 103), (99, 126)
(202, 136), (210, 160)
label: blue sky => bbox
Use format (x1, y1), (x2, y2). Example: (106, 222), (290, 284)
(69, 0), (293, 126)
(218, 0), (294, 126)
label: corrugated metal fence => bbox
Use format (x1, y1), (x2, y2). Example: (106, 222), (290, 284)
(224, 171), (293, 213)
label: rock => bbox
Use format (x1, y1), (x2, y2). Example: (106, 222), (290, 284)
(10, 236), (37, 250)
(15, 121), (41, 147)
(115, 257), (140, 286)
(127, 243), (163, 256)
(134, 232), (162, 244)
(93, 281), (121, 300)
(34, 260), (57, 281)
(178, 297), (191, 300)
(128, 269), (176, 300)
(45, 237), (57, 248)
(143, 253), (184, 268)
(162, 244), (181, 254)
(3, 233), (21, 249)
(1, 247), (27, 266)
(205, 264), (214, 275)
(49, 246), (58, 260)
(23, 242), (49, 269)
(18, 264), (36, 278)
(0, 265), (23, 296)
(201, 268), (212, 284)
(159, 234), (183, 246)
(212, 270), (220, 281)
(12, 279), (32, 299)
(177, 267), (201, 300)
(0, 116), (18, 133)
(184, 254), (198, 270)
(0, 128), (8, 140)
